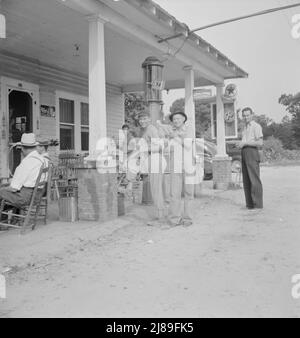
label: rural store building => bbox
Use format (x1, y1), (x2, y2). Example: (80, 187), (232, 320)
(0, 0), (248, 221)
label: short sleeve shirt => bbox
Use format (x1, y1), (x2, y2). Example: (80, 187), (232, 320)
(242, 121), (263, 143)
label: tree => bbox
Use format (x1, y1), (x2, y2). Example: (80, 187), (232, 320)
(238, 110), (297, 149)
(170, 98), (212, 138)
(254, 114), (274, 139)
(124, 93), (147, 135)
(170, 98), (185, 114)
(279, 93), (300, 148)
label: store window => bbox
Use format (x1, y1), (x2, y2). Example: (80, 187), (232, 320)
(57, 93), (89, 152)
(59, 98), (75, 150)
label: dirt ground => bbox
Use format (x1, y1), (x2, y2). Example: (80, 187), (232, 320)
(0, 165), (299, 318)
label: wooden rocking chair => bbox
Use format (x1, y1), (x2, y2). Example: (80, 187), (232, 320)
(33, 164), (53, 229)
(0, 166), (51, 233)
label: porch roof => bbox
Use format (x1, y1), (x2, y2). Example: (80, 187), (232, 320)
(0, 0), (248, 92)
(115, 0), (248, 79)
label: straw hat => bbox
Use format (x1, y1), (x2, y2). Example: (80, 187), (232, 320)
(37, 139), (50, 146)
(16, 133), (39, 147)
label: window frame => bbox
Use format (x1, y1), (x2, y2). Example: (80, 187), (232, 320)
(56, 91), (89, 153)
(80, 102), (90, 152)
(59, 97), (75, 151)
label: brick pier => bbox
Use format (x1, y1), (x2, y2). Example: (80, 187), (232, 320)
(212, 157), (232, 190)
(76, 161), (118, 222)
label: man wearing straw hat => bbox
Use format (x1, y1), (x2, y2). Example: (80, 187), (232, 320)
(0, 133), (45, 209)
(166, 111), (195, 227)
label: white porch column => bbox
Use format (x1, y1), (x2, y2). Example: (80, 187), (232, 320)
(184, 66), (196, 138)
(212, 83), (232, 190)
(215, 83), (227, 157)
(88, 16), (107, 158)
(0, 14), (6, 39)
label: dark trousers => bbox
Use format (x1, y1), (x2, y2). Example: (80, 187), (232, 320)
(241, 147), (263, 209)
(0, 187), (33, 209)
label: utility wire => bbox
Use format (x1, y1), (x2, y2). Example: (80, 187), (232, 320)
(158, 2), (300, 43)
(277, 0), (293, 28)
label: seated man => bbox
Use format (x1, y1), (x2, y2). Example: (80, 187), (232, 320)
(0, 133), (45, 211)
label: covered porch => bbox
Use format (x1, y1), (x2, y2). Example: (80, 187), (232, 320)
(0, 0), (248, 222)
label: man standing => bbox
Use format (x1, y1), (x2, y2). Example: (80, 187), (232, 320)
(138, 111), (165, 225)
(237, 107), (264, 210)
(0, 133), (45, 209)
(166, 111), (195, 227)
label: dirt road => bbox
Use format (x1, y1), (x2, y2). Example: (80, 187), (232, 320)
(0, 166), (299, 318)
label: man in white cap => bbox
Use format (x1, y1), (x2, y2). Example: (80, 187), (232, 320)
(0, 133), (45, 209)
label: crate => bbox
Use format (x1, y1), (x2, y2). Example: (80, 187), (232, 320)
(58, 152), (86, 167)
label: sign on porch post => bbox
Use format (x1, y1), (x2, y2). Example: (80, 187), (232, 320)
(0, 14), (6, 38)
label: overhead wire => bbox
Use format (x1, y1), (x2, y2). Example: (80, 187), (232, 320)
(276, 0), (294, 29)
(158, 1), (300, 64)
(158, 2), (300, 44)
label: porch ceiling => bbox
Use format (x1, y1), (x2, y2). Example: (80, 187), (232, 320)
(0, 0), (241, 92)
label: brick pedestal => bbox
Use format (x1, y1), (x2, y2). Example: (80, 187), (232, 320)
(76, 161), (118, 222)
(212, 156), (232, 190)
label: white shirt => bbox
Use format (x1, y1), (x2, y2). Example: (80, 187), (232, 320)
(41, 152), (50, 167)
(242, 121), (263, 143)
(10, 150), (45, 191)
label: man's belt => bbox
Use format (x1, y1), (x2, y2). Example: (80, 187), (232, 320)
(242, 145), (258, 150)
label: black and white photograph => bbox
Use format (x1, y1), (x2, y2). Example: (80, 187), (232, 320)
(0, 0), (300, 321)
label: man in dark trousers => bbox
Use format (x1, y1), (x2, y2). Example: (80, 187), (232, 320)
(237, 107), (264, 210)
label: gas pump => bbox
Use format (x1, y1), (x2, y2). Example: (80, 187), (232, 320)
(141, 57), (165, 204)
(142, 56), (164, 124)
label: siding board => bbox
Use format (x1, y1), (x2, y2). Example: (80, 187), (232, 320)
(0, 51), (125, 175)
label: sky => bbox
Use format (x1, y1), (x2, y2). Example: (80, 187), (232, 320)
(155, 0), (300, 122)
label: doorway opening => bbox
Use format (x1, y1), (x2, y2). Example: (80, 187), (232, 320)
(8, 90), (33, 174)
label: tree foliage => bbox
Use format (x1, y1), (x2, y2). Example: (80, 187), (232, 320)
(125, 92), (300, 150)
(170, 98), (212, 139)
(170, 95), (300, 150)
(279, 93), (300, 148)
(124, 93), (147, 135)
